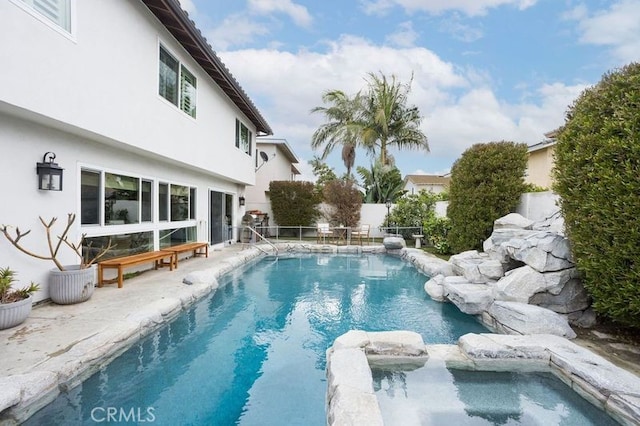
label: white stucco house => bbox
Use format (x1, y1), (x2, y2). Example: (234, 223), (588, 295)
(243, 138), (301, 227)
(526, 130), (558, 189)
(403, 174), (451, 195)
(0, 0), (272, 302)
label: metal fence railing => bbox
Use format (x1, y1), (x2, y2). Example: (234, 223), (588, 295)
(228, 225), (425, 245)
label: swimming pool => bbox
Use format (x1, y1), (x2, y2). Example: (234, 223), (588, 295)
(373, 361), (618, 425)
(25, 254), (488, 424)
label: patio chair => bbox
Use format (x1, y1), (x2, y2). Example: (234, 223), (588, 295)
(352, 224), (370, 245)
(317, 223), (332, 243)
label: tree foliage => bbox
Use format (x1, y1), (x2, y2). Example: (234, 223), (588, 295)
(424, 216), (452, 255)
(310, 90), (361, 176)
(357, 161), (405, 203)
(310, 72), (429, 173)
(309, 156), (338, 196)
(447, 141), (528, 253)
(269, 181), (321, 228)
(387, 190), (440, 238)
(553, 62), (640, 327)
(323, 180), (362, 227)
(360, 72), (429, 166)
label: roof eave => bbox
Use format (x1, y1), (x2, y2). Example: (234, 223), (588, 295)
(141, 0), (273, 135)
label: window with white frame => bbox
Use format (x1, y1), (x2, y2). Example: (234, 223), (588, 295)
(235, 119), (252, 155)
(18, 0), (71, 33)
(158, 182), (196, 222)
(105, 173), (140, 225)
(81, 170), (154, 226)
(159, 46), (197, 117)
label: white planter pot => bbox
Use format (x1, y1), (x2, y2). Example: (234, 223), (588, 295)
(0, 295), (33, 330)
(49, 265), (96, 305)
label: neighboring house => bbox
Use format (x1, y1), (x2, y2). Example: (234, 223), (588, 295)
(526, 130), (558, 189)
(403, 174), (451, 195)
(0, 0), (272, 301)
(244, 138), (301, 226)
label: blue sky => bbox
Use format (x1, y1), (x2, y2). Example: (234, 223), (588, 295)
(178, 0), (639, 180)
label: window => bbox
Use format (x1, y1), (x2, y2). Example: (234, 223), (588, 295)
(170, 185), (189, 221)
(105, 173), (140, 225)
(159, 183), (169, 221)
(159, 226), (196, 248)
(160, 183), (195, 222)
(159, 46), (197, 117)
(19, 0), (71, 33)
(80, 170), (100, 225)
(180, 66), (197, 118)
(141, 180), (152, 222)
(189, 187), (196, 220)
(235, 119), (252, 155)
(159, 47), (179, 106)
(84, 232), (153, 259)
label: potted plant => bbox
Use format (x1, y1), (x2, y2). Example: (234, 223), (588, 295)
(0, 267), (39, 330)
(1, 214), (112, 305)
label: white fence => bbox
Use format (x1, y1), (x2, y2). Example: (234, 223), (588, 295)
(329, 191), (560, 233)
(434, 191), (559, 222)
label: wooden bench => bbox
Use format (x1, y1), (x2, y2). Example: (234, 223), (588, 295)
(161, 242), (209, 268)
(98, 250), (175, 288)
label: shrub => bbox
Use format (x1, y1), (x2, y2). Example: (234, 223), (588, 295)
(323, 179), (362, 227)
(522, 183), (548, 193)
(423, 216), (452, 255)
(447, 141), (528, 253)
(387, 190), (439, 238)
(553, 62), (640, 327)
(269, 181), (321, 232)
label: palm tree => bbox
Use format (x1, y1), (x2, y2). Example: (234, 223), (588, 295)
(310, 90), (363, 176)
(357, 161), (406, 203)
(360, 72), (429, 166)
(311, 72), (429, 173)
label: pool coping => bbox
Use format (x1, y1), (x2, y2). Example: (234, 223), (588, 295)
(326, 330), (640, 426)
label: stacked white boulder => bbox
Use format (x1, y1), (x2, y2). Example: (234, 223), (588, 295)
(425, 212), (594, 339)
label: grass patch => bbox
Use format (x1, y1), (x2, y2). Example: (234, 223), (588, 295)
(421, 246), (450, 261)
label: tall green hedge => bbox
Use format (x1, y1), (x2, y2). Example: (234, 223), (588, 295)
(447, 141), (528, 253)
(553, 62), (640, 327)
(269, 181), (321, 228)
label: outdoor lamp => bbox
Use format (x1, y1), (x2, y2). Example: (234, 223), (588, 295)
(239, 196), (246, 206)
(37, 152), (64, 191)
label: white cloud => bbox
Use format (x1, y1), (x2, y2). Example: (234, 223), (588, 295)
(439, 14), (484, 42)
(177, 0), (197, 16)
(205, 14), (271, 50)
(359, 0), (537, 17)
(217, 36), (583, 176)
(567, 0), (640, 63)
(248, 0), (313, 28)
(385, 21), (419, 47)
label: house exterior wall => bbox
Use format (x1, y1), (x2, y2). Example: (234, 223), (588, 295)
(526, 146), (555, 189)
(244, 143), (298, 225)
(403, 181), (447, 195)
(0, 1), (256, 184)
(0, 1), (264, 302)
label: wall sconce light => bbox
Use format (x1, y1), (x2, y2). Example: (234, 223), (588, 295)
(239, 196), (246, 206)
(36, 152), (64, 191)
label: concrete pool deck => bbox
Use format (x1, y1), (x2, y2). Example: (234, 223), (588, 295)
(0, 243), (639, 424)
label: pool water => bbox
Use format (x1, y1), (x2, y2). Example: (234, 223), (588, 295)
(373, 360), (618, 425)
(27, 254), (583, 425)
